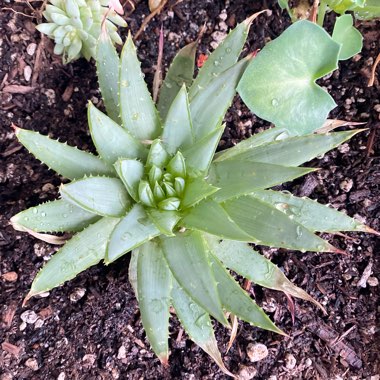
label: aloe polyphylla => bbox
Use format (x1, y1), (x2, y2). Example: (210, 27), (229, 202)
(11, 16), (378, 376)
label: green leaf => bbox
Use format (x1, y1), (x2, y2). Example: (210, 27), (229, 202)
(129, 248), (139, 299)
(171, 279), (234, 377)
(181, 199), (252, 241)
(354, 0), (380, 20)
(161, 232), (228, 326)
(27, 217), (119, 299)
(96, 30), (121, 123)
(222, 129), (362, 166)
(106, 204), (161, 263)
(119, 33), (161, 140)
(190, 57), (251, 140)
(10, 199), (99, 233)
(207, 160), (315, 202)
(88, 102), (147, 163)
(15, 128), (114, 180)
(166, 151), (186, 177)
(60, 177), (130, 217)
(181, 178), (219, 208)
(182, 125), (224, 174)
(158, 197), (181, 211)
(189, 14), (257, 100)
(214, 127), (291, 162)
(114, 159), (144, 202)
(137, 240), (171, 365)
(332, 15), (363, 60)
(223, 195), (338, 252)
(206, 237), (325, 311)
(138, 180), (156, 207)
(207, 253), (285, 335)
(161, 85), (194, 154)
(158, 41), (197, 121)
(251, 189), (369, 233)
(146, 140), (170, 169)
(146, 208), (180, 236)
(238, 20), (341, 135)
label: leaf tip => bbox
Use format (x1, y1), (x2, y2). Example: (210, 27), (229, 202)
(11, 123), (21, 135)
(244, 9), (269, 27)
(22, 292), (33, 307)
(158, 353), (169, 367)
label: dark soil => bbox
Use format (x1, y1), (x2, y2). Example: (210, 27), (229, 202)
(1, 1), (379, 379)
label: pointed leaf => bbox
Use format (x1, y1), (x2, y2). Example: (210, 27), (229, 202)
(15, 128), (114, 180)
(222, 129), (362, 166)
(146, 140), (170, 168)
(106, 204), (160, 263)
(27, 217), (119, 298)
(162, 86), (194, 154)
(119, 34), (161, 140)
(206, 236), (325, 311)
(158, 41), (197, 121)
(238, 20), (341, 135)
(223, 195), (337, 252)
(171, 279), (234, 377)
(182, 199), (252, 241)
(207, 253), (285, 335)
(181, 177), (219, 209)
(60, 177), (130, 217)
(114, 159), (144, 201)
(161, 232), (228, 326)
(10, 199), (99, 233)
(158, 197), (180, 211)
(146, 208), (180, 236)
(332, 14), (363, 60)
(190, 58), (251, 140)
(207, 160), (316, 202)
(138, 180), (156, 207)
(96, 30), (121, 123)
(166, 151), (186, 177)
(88, 103), (147, 163)
(137, 240), (171, 365)
(251, 189), (369, 233)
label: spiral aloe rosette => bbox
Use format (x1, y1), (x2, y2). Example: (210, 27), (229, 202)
(12, 18), (378, 376)
(36, 0), (126, 63)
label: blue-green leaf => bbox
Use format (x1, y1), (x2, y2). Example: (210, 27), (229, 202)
(114, 159), (144, 202)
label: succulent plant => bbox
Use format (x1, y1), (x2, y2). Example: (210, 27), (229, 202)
(12, 16), (377, 376)
(36, 0), (126, 63)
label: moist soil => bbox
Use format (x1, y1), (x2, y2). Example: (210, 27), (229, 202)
(0, 1), (379, 379)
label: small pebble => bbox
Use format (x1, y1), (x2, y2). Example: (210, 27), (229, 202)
(20, 310), (38, 324)
(34, 318), (44, 328)
(57, 373), (66, 380)
(82, 354), (96, 367)
(2, 271), (18, 282)
(237, 365), (257, 380)
(374, 104), (380, 113)
(367, 277), (379, 287)
(117, 345), (127, 359)
(284, 353), (297, 369)
(246, 343), (268, 362)
(24, 66), (32, 82)
(304, 358), (312, 367)
(19, 322), (27, 331)
(69, 287), (86, 302)
(25, 358), (39, 371)
(340, 179), (353, 192)
(26, 42), (37, 56)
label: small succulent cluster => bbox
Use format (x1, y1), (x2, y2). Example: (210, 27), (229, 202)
(36, 0), (126, 63)
(12, 15), (378, 376)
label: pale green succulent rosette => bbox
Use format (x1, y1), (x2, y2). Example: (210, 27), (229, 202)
(12, 17), (378, 376)
(36, 0), (126, 63)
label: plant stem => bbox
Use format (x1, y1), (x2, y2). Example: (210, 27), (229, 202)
(317, 0), (328, 26)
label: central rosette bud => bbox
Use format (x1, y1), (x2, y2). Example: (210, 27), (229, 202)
(138, 149), (187, 211)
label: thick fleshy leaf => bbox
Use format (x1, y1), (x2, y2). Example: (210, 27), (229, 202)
(129, 248), (139, 299)
(146, 140), (170, 169)
(207, 160), (315, 202)
(207, 253), (285, 335)
(332, 15), (363, 60)
(106, 204), (160, 263)
(161, 232), (228, 326)
(15, 128), (114, 180)
(251, 189), (369, 233)
(238, 20), (341, 135)
(162, 85), (194, 154)
(222, 130), (362, 166)
(181, 199), (252, 241)
(137, 240), (171, 365)
(114, 159), (144, 201)
(182, 126), (224, 174)
(146, 208), (181, 236)
(119, 33), (161, 140)
(190, 58), (251, 140)
(171, 279), (234, 377)
(88, 103), (147, 163)
(10, 199), (99, 233)
(189, 14), (260, 100)
(166, 151), (186, 177)
(181, 178), (219, 208)
(223, 195), (338, 252)
(26, 217), (119, 299)
(96, 30), (121, 123)
(354, 0), (380, 20)
(60, 177), (130, 217)
(206, 237), (325, 311)
(214, 127), (291, 162)
(158, 41), (197, 121)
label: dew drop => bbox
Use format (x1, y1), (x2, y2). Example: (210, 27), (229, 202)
(213, 60), (220, 67)
(41, 212), (46, 217)
(33, 209), (38, 214)
(132, 113), (139, 121)
(225, 47), (232, 53)
(271, 98), (279, 107)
